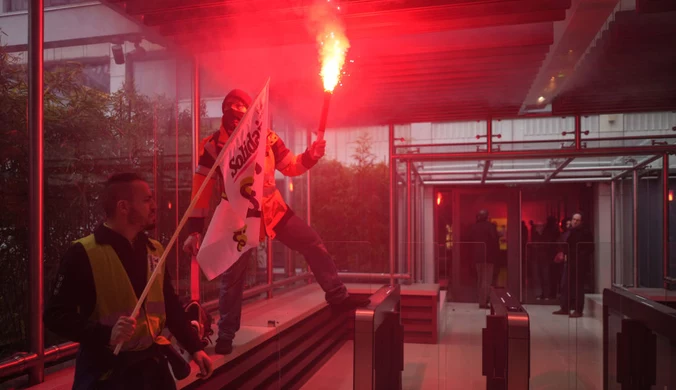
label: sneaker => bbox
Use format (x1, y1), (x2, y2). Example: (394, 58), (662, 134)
(552, 309), (569, 315)
(330, 295), (370, 313)
(570, 311), (583, 318)
(215, 338), (233, 355)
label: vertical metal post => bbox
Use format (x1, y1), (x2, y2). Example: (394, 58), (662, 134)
(306, 129), (312, 283)
(152, 103), (159, 239)
(575, 115), (582, 150)
(191, 57), (200, 170)
(663, 154), (670, 288)
(174, 60), (180, 291)
(389, 124), (396, 286)
(28, 0), (44, 384)
(610, 180), (616, 286)
(267, 237), (274, 299)
(189, 57), (201, 301)
(486, 118), (493, 153)
(406, 161), (412, 283)
(307, 129), (312, 226)
(632, 169), (639, 287)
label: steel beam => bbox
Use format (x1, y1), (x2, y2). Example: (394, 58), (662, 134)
(544, 157), (573, 183)
(421, 165), (634, 176)
(613, 155), (663, 179)
(424, 177), (612, 185)
(28, 0), (44, 384)
(394, 145), (676, 162)
(481, 161), (490, 184)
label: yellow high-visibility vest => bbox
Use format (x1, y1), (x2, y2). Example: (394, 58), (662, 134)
(76, 235), (170, 352)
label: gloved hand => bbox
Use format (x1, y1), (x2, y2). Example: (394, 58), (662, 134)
(309, 139), (326, 160)
(183, 233), (202, 256)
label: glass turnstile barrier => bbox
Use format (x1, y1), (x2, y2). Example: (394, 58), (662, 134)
(604, 287), (676, 389)
(482, 287), (530, 390)
(354, 284), (404, 390)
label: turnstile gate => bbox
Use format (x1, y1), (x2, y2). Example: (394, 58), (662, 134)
(482, 287), (530, 390)
(353, 285), (404, 390)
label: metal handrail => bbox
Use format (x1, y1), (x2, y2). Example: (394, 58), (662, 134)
(354, 284), (402, 390)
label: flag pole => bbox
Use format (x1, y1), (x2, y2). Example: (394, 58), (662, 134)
(113, 78), (270, 355)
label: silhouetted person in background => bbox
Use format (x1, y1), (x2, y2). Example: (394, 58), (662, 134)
(537, 216), (560, 300)
(550, 217), (571, 298)
(553, 213), (593, 317)
(469, 210), (500, 308)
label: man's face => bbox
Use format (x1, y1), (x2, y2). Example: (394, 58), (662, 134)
(125, 180), (157, 231)
(571, 214), (582, 229)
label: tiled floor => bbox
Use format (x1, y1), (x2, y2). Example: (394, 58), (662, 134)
(303, 302), (603, 390)
(15, 285), (603, 390)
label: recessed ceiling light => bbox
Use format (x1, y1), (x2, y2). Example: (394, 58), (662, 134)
(538, 96), (546, 103)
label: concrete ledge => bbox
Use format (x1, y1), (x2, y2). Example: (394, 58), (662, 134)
(585, 294), (603, 323)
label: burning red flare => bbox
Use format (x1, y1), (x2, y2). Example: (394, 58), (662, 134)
(315, 1), (350, 92)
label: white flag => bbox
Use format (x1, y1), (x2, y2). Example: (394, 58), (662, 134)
(197, 82), (269, 280)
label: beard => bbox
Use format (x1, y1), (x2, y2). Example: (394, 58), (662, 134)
(128, 209), (155, 232)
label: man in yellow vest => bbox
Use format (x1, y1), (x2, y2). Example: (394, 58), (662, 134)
(44, 173), (213, 389)
(183, 89), (370, 355)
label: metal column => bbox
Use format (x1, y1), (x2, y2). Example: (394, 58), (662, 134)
(610, 180), (616, 286)
(174, 61), (180, 290)
(28, 0), (45, 384)
(191, 57), (200, 170)
(406, 161), (412, 284)
(189, 57), (201, 301)
(633, 170), (639, 287)
(575, 115), (582, 150)
(663, 154), (670, 288)
(307, 129), (312, 226)
(306, 129), (313, 283)
(389, 124), (396, 285)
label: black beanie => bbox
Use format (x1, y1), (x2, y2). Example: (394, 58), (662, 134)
(222, 89), (252, 114)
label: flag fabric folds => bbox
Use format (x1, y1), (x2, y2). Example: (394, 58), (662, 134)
(197, 82), (269, 281)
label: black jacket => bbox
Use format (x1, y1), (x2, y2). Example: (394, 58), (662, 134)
(44, 224), (203, 356)
(468, 221), (500, 264)
(564, 225), (594, 264)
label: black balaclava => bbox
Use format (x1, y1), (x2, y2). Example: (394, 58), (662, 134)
(221, 89), (253, 134)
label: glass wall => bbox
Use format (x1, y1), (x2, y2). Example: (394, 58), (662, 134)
(0, 42), (30, 363)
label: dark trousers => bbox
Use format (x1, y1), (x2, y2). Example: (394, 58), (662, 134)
(217, 213), (349, 340)
(537, 258), (552, 298)
(560, 260), (587, 312)
(73, 345), (176, 390)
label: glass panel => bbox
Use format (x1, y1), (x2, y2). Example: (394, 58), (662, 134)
(442, 241), (487, 389)
(0, 46), (29, 362)
(524, 242), (568, 304)
(567, 241), (605, 390)
(615, 176), (635, 287)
